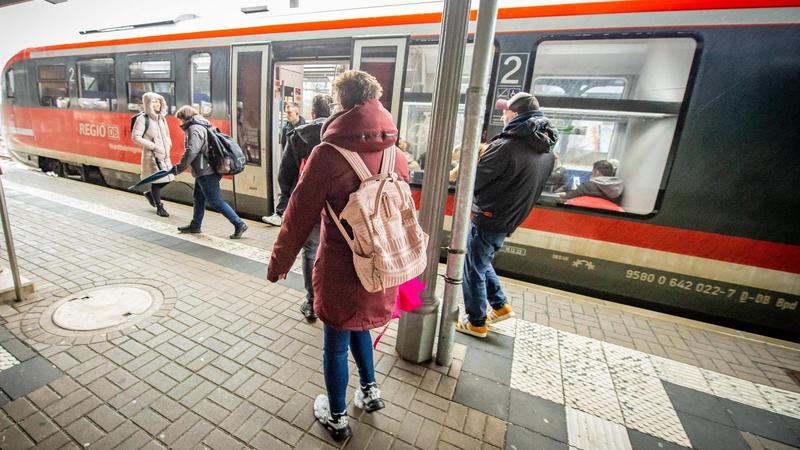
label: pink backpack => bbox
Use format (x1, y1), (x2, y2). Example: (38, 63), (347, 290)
(325, 143), (428, 293)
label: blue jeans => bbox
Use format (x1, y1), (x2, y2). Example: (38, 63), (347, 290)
(190, 174), (243, 228)
(323, 325), (375, 415)
(462, 222), (508, 327)
(302, 222), (321, 303)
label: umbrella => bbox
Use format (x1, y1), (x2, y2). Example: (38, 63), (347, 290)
(128, 170), (171, 190)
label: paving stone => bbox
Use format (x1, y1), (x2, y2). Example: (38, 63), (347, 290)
(19, 411), (58, 443)
(91, 420), (140, 449)
(506, 424), (568, 450)
(32, 430), (72, 450)
(721, 398), (800, 447)
(263, 416), (303, 446)
(170, 418), (214, 450)
(462, 347), (513, 386)
(204, 428), (247, 450)
(663, 381), (734, 427)
(250, 430), (292, 450)
(3, 397), (38, 422)
(677, 410), (750, 450)
(150, 395), (187, 422)
(0, 356), (63, 399)
(131, 407), (170, 435)
(64, 417), (104, 447)
(195, 398), (229, 423)
(159, 411), (200, 445)
(509, 389), (567, 444)
(47, 352), (80, 371)
(454, 373), (510, 421)
(87, 404), (126, 432)
(54, 395), (103, 427)
(627, 429), (691, 450)
(87, 376), (123, 401)
(0, 425), (35, 449)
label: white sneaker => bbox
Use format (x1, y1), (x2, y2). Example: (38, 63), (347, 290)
(353, 383), (385, 412)
(262, 213), (282, 227)
(313, 394), (352, 442)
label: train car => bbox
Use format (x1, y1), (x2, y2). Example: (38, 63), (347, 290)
(2, 1), (799, 339)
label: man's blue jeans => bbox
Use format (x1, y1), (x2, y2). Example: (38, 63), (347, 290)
(190, 174), (243, 228)
(302, 222), (321, 303)
(462, 222), (508, 327)
(323, 324), (375, 415)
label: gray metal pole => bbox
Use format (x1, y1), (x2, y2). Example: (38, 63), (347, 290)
(436, 0), (499, 366)
(0, 166), (24, 302)
(396, 0), (471, 363)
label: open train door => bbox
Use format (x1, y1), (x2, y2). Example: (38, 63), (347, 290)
(231, 43), (272, 216)
(352, 37), (408, 128)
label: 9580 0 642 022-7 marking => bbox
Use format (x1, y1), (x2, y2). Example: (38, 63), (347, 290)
(624, 269), (798, 311)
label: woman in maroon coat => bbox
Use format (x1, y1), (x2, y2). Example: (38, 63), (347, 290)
(267, 70), (409, 441)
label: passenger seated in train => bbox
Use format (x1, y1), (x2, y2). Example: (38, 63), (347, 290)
(397, 138), (421, 171)
(449, 143), (489, 184)
(544, 153), (568, 193)
(559, 159), (623, 204)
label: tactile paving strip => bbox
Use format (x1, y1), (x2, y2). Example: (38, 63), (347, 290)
(704, 370), (771, 410)
(0, 345), (20, 371)
(757, 384), (800, 419)
(613, 373), (691, 447)
(564, 377), (624, 424)
(566, 406), (633, 450)
(511, 320), (564, 403)
(488, 317), (517, 337)
(650, 356), (712, 393)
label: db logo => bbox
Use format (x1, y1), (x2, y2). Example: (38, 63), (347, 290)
(79, 123), (120, 140)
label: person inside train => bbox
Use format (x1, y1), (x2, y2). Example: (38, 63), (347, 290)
(397, 138), (421, 171)
(449, 142), (489, 184)
(458, 92), (558, 338)
(272, 93), (334, 322)
(267, 70), (409, 442)
(171, 105), (249, 239)
(264, 103), (307, 227)
(559, 159), (624, 204)
(544, 153), (569, 193)
(132, 92), (175, 217)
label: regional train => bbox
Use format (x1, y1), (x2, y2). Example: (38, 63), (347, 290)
(2, 1), (799, 339)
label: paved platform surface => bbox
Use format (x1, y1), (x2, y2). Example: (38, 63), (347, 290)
(0, 160), (798, 450)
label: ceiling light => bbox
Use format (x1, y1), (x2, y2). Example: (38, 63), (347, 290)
(241, 5), (269, 14)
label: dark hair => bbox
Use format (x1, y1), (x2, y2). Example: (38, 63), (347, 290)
(510, 96), (540, 114)
(593, 160), (615, 177)
(332, 70), (382, 109)
(312, 94), (333, 118)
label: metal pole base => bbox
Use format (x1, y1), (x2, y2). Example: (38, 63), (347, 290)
(395, 303), (440, 363)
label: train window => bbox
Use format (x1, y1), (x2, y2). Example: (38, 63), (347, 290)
(190, 53), (212, 116)
(128, 60), (175, 112)
(236, 51), (262, 166)
(4, 69), (15, 98)
(401, 43), (486, 169)
(533, 38), (697, 215)
(77, 58), (116, 110)
(37, 65), (69, 108)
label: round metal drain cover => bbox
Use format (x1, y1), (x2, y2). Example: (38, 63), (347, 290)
(52, 286), (154, 331)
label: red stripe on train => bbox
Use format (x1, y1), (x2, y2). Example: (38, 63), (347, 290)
(409, 191), (800, 275)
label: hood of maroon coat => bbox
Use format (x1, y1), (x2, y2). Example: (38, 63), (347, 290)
(321, 99), (398, 152)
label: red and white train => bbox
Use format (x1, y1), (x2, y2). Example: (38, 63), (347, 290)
(3, 0), (799, 338)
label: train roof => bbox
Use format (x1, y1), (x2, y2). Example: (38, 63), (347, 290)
(4, 0), (800, 71)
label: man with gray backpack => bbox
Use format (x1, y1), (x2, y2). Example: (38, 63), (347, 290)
(171, 105), (248, 240)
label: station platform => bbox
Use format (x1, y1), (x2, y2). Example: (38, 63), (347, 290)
(0, 160), (798, 450)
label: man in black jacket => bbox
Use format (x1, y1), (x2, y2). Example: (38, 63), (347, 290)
(264, 103), (306, 226)
(273, 94), (332, 321)
(457, 92), (558, 338)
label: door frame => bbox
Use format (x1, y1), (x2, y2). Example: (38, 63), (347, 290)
(230, 43), (272, 215)
(352, 36), (409, 127)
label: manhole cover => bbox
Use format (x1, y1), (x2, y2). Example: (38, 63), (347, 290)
(52, 286), (154, 331)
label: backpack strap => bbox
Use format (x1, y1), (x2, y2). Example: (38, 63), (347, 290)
(380, 146), (396, 176)
(325, 201), (356, 253)
(324, 142), (373, 181)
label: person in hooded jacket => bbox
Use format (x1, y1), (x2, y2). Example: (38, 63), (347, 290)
(560, 159), (624, 204)
(274, 93), (334, 321)
(132, 92), (174, 217)
(457, 92), (558, 338)
(267, 70), (409, 442)
(171, 105), (248, 240)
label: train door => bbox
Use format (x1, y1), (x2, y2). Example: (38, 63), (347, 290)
(352, 37), (408, 126)
(269, 54), (350, 215)
(231, 44), (271, 216)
